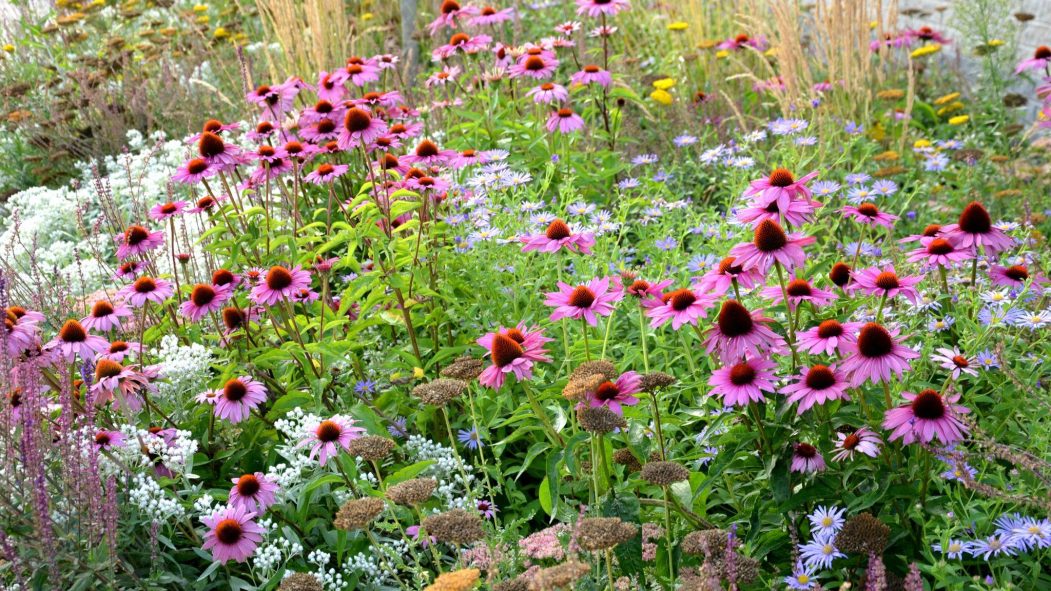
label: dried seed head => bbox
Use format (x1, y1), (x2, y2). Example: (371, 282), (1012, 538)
(493, 577), (530, 591)
(562, 373), (606, 402)
(569, 360), (617, 382)
(528, 560), (590, 590)
(576, 517), (637, 551)
(333, 496), (385, 531)
(441, 356), (485, 380)
(385, 478), (436, 506)
(346, 435), (395, 461)
(279, 572), (324, 591)
(835, 512), (890, 555)
(641, 460), (690, 486)
(412, 378), (467, 407)
(422, 509), (485, 544)
(639, 372), (677, 392)
(612, 448), (642, 473)
(682, 529), (728, 557)
(576, 406), (626, 434)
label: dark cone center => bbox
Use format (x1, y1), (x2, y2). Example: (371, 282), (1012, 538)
(856, 323), (893, 358)
(491, 333), (524, 367)
(753, 219), (788, 252)
(911, 389), (946, 419)
(805, 365), (837, 390)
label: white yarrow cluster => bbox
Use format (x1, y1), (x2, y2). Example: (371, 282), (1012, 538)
(128, 473), (185, 521)
(152, 335), (214, 398)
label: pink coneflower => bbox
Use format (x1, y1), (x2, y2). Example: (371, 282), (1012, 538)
(831, 427), (881, 461)
(520, 219), (595, 254)
(229, 472), (279, 513)
(931, 347), (978, 379)
(737, 197), (819, 228)
(3, 307), (41, 356)
(212, 377), (267, 423)
(906, 236), (973, 268)
(432, 32), (492, 60)
(246, 120), (279, 143)
(585, 370), (642, 415)
(790, 442), (826, 473)
(172, 157), (217, 184)
(623, 277), (672, 301)
(989, 264), (1042, 290)
(427, 0), (477, 33)
(527, 82), (569, 104)
(82, 300), (133, 332)
(186, 119), (240, 144)
(116, 225), (164, 260)
(848, 265), (923, 305)
(316, 70), (349, 102)
(718, 33), (768, 51)
(401, 139), (457, 167)
(337, 108), (388, 149)
(300, 416), (366, 466)
(246, 81), (299, 116)
(842, 202), (898, 229)
(908, 26), (951, 44)
(118, 277), (174, 308)
(707, 357), (778, 407)
(728, 220), (815, 274)
(576, 0), (630, 17)
(180, 284), (233, 322)
(343, 57), (382, 87)
(883, 389), (970, 445)
(544, 277), (622, 326)
(426, 66), (461, 87)
(546, 108), (586, 134)
(1015, 45), (1051, 73)
(646, 287), (717, 330)
(250, 266), (311, 306)
(940, 201), (1014, 255)
(781, 364), (850, 414)
(300, 99), (344, 126)
(187, 195), (220, 214)
(743, 168), (819, 212)
(201, 504), (265, 564)
(839, 322), (919, 386)
(760, 276), (837, 310)
(899, 223), (943, 244)
(90, 359), (149, 410)
(99, 339), (140, 362)
(197, 131), (244, 171)
(509, 53), (559, 79)
(448, 149), (493, 169)
(470, 5), (515, 26)
(703, 300), (786, 363)
(149, 201), (188, 221)
(796, 319), (861, 356)
(93, 429), (126, 451)
(477, 323), (553, 389)
(300, 118), (341, 143)
(304, 163), (350, 185)
(695, 257), (764, 296)
(570, 65), (612, 88)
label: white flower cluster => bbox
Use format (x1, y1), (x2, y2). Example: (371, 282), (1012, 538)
(128, 473), (185, 521)
(109, 425), (199, 476)
(404, 435), (476, 507)
(152, 335), (214, 399)
(252, 518), (303, 574)
(343, 551), (397, 590)
(193, 494), (221, 518)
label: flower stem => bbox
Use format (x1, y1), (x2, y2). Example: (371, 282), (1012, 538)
(521, 381), (564, 446)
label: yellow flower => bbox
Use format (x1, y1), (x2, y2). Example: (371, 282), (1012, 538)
(715, 49), (729, 59)
(362, 12), (374, 20)
(936, 101), (964, 115)
(213, 26), (229, 39)
(193, 3), (208, 12)
(910, 44), (941, 58)
(913, 139), (932, 149)
(988, 39), (1005, 47)
(933, 92), (960, 105)
(650, 89), (673, 105)
(764, 47), (777, 57)
(424, 568), (481, 591)
(667, 21), (688, 31)
(413, 367), (425, 379)
(195, 15), (210, 24)
(390, 371), (402, 382)
(948, 115), (969, 125)
(2, 44), (14, 53)
(652, 78), (675, 90)
(868, 20), (878, 29)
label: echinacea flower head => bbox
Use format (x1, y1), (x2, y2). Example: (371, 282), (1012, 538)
(707, 357), (778, 406)
(791, 442), (826, 473)
(250, 265), (311, 306)
(797, 318), (859, 356)
(1015, 45), (1051, 73)
(781, 364), (850, 414)
(906, 236), (973, 268)
(118, 276), (174, 308)
(212, 376), (267, 424)
(728, 219), (815, 274)
(476, 323), (552, 389)
(300, 415), (366, 466)
(338, 107), (388, 149)
(848, 265), (923, 304)
(201, 504), (265, 564)
(570, 64), (612, 88)
(989, 264), (1040, 290)
(704, 300), (787, 363)
(116, 225), (164, 260)
(544, 277), (622, 326)
(940, 201), (1014, 255)
(229, 472), (279, 513)
(149, 200), (188, 221)
(304, 162), (350, 185)
(831, 427), (881, 461)
(520, 219), (595, 254)
(546, 107), (586, 134)
(526, 82), (569, 104)
(841, 202), (898, 228)
(81, 300), (133, 332)
(761, 276), (837, 310)
(931, 347), (978, 379)
(743, 168), (819, 212)
(510, 53), (559, 79)
(584, 370), (642, 415)
(695, 256), (764, 296)
(839, 322), (919, 386)
(93, 429), (126, 450)
(576, 0), (630, 18)
(883, 389), (970, 445)
(646, 287), (717, 330)
(180, 283), (233, 322)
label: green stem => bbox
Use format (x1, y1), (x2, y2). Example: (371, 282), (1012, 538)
(521, 381), (564, 446)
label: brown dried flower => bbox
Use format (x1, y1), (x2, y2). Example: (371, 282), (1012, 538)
(424, 568), (481, 591)
(441, 356), (485, 380)
(576, 406), (626, 434)
(279, 572), (324, 591)
(639, 371), (676, 392)
(612, 448), (642, 473)
(412, 378), (467, 406)
(641, 460), (689, 486)
(422, 509), (485, 544)
(346, 435), (395, 461)
(333, 497), (385, 531)
(528, 560), (590, 590)
(385, 477), (436, 506)
(575, 517), (637, 551)
(835, 512), (890, 555)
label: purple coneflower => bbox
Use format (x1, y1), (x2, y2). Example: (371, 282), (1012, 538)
(337, 108), (388, 149)
(510, 53), (559, 79)
(728, 219), (815, 274)
(82, 300), (133, 332)
(93, 429), (126, 451)
(796, 319), (860, 356)
(520, 219), (595, 254)
(931, 347), (978, 379)
(180, 284), (233, 322)
(545, 277), (622, 326)
(570, 65), (612, 88)
(707, 357), (778, 406)
(883, 389), (970, 445)
(831, 427), (881, 461)
(576, 0), (630, 18)
(704, 300), (786, 363)
(737, 197), (818, 228)
(743, 168), (819, 212)
(172, 157), (217, 184)
(477, 324), (552, 389)
(343, 57), (381, 87)
(201, 504), (265, 564)
(989, 264), (1042, 290)
(1015, 45), (1051, 73)
(118, 276), (174, 308)
(940, 201), (1014, 255)
(646, 287), (716, 330)
(760, 276), (837, 309)
(841, 202), (898, 229)
(906, 236), (973, 268)
(229, 472), (279, 513)
(149, 201), (188, 221)
(301, 416), (366, 466)
(695, 257), (763, 296)
(45, 319), (109, 362)
(526, 82), (569, 104)
(781, 364), (850, 414)
(250, 266), (311, 306)
(546, 107), (586, 134)
(848, 265), (923, 305)
(584, 370), (642, 415)
(212, 377), (267, 424)
(839, 322), (919, 386)
(304, 163), (350, 185)
(791, 443), (826, 473)
(116, 225), (164, 260)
